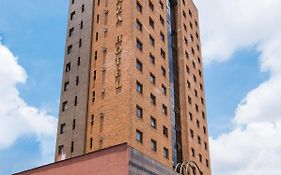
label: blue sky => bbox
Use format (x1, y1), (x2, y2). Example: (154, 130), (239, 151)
(0, 0), (67, 113)
(0, 1), (67, 174)
(1, 0), (281, 175)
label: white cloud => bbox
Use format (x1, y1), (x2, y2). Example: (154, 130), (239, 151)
(0, 41), (57, 160)
(194, 0), (281, 64)
(210, 122), (281, 175)
(193, 0), (281, 175)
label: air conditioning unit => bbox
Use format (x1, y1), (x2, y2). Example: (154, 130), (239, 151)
(100, 112), (105, 118)
(99, 136), (104, 142)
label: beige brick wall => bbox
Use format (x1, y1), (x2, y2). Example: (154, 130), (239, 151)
(55, 0), (94, 160)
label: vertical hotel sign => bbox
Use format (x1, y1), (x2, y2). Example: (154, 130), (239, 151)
(115, 0), (122, 89)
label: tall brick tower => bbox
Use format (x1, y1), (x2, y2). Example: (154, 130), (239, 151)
(55, 0), (211, 174)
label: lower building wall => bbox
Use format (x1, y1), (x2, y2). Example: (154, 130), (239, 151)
(129, 148), (178, 175)
(14, 143), (179, 175)
(14, 144), (129, 175)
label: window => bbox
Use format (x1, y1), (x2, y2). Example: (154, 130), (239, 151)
(150, 93), (156, 105)
(90, 137), (93, 149)
(136, 81), (143, 94)
(93, 70), (97, 80)
(136, 39), (143, 51)
(77, 57), (81, 66)
(182, 10), (186, 19)
(196, 119), (200, 128)
(197, 136), (201, 144)
(189, 112), (193, 121)
(76, 76), (79, 85)
(160, 48), (166, 59)
(188, 96), (192, 104)
(72, 0), (74, 4)
(203, 126), (207, 134)
(64, 81), (69, 91)
(136, 1), (142, 13)
(96, 32), (99, 41)
(149, 17), (154, 29)
(199, 70), (202, 77)
(193, 75), (197, 83)
(199, 154), (202, 162)
(136, 59), (143, 72)
(136, 105), (143, 118)
(60, 123), (66, 134)
(163, 126), (168, 137)
(184, 23), (187, 32)
(72, 119), (76, 130)
(190, 22), (193, 30)
(67, 45), (72, 54)
(151, 139), (157, 152)
(204, 142), (208, 150)
(162, 104), (167, 115)
(149, 1), (154, 11)
(184, 37), (188, 45)
(200, 83), (203, 91)
(160, 32), (165, 42)
(206, 159), (209, 167)
(81, 4), (85, 12)
(91, 115), (94, 126)
(96, 14), (100, 23)
(94, 51), (98, 60)
(191, 148), (195, 157)
(149, 35), (155, 46)
(161, 66), (166, 77)
(74, 96), (78, 106)
(62, 101), (68, 111)
(162, 84), (167, 95)
(58, 145), (64, 154)
(190, 129), (194, 138)
(97, 0), (100, 5)
(186, 65), (190, 74)
(136, 130), (143, 143)
(151, 117), (157, 129)
(163, 147), (169, 159)
(190, 34), (194, 42)
(92, 91), (95, 102)
(71, 141), (74, 153)
(189, 9), (193, 17)
(80, 20), (84, 29)
(187, 80), (191, 88)
(150, 73), (156, 85)
(185, 50), (189, 59)
(159, 0), (164, 10)
(149, 53), (155, 65)
(194, 89), (198, 97)
(160, 15), (164, 26)
(79, 39), (82, 48)
(192, 47), (195, 55)
(202, 111), (206, 120)
(182, 0), (185, 6)
(136, 19), (142, 31)
(70, 11), (75, 20)
(195, 104), (199, 112)
(69, 27), (74, 37)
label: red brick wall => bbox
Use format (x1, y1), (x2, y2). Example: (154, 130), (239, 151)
(15, 144), (129, 175)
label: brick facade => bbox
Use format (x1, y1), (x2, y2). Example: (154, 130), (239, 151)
(55, 0), (211, 174)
